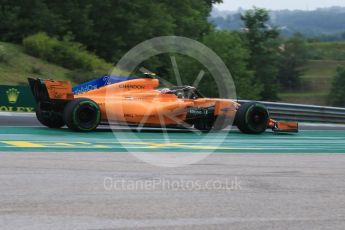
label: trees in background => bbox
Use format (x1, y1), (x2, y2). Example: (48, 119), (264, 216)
(0, 0), (68, 42)
(240, 8), (280, 100)
(201, 31), (262, 99)
(277, 35), (308, 90)
(0, 0), (221, 62)
(0, 1), (319, 101)
(329, 67), (345, 107)
(210, 7), (345, 39)
(169, 31), (261, 99)
(23, 33), (110, 72)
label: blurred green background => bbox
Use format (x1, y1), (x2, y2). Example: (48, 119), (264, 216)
(0, 0), (345, 106)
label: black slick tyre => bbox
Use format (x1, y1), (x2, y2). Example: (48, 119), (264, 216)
(235, 102), (269, 134)
(63, 98), (101, 132)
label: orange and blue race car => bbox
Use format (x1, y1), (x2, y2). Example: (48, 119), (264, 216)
(28, 74), (298, 133)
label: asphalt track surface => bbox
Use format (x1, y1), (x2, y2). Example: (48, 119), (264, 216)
(1, 112), (345, 229)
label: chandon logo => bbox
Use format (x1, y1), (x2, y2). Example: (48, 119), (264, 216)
(119, 85), (145, 89)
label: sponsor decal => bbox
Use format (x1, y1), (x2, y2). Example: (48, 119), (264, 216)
(119, 84), (145, 89)
(72, 75), (136, 94)
(0, 106), (34, 112)
(0, 85), (35, 112)
(124, 113), (156, 118)
(6, 88), (20, 104)
(188, 108), (207, 115)
(73, 84), (98, 95)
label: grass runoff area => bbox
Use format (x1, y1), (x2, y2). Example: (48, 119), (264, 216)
(279, 59), (345, 105)
(0, 42), (72, 85)
(277, 41), (345, 105)
(0, 127), (345, 153)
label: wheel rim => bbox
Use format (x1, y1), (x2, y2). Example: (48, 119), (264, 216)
(247, 105), (268, 132)
(74, 102), (100, 130)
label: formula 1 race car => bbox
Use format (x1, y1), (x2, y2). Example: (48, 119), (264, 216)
(28, 74), (298, 134)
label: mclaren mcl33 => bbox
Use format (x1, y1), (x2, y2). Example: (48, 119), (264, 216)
(28, 74), (298, 133)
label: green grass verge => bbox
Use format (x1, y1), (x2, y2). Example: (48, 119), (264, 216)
(279, 91), (329, 105)
(0, 42), (73, 85)
(302, 60), (345, 80)
(307, 42), (345, 60)
(279, 59), (345, 105)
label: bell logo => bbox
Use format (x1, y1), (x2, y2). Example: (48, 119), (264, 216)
(6, 88), (20, 104)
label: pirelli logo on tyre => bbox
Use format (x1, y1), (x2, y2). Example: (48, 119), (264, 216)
(0, 85), (35, 112)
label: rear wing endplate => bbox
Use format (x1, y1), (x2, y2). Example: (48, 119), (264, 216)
(28, 78), (74, 102)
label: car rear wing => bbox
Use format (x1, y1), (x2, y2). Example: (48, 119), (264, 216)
(28, 78), (74, 103)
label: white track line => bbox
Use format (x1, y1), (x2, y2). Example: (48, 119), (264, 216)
(0, 112), (35, 117)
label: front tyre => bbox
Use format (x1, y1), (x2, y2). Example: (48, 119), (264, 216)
(63, 98), (101, 132)
(235, 102), (269, 134)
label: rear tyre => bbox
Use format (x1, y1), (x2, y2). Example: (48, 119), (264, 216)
(235, 102), (269, 134)
(35, 103), (65, 128)
(63, 98), (101, 132)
